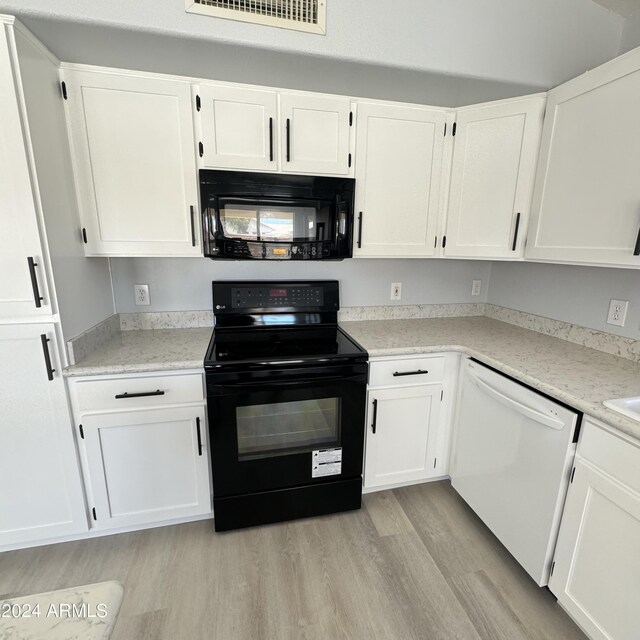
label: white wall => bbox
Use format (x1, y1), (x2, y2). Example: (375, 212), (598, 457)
(621, 10), (640, 53)
(488, 261), (640, 340)
(0, 0), (624, 89)
(110, 258), (490, 313)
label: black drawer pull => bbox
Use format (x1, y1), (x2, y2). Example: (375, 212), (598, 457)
(371, 398), (378, 434)
(190, 206), (196, 247)
(357, 212), (363, 248)
(286, 118), (291, 162)
(196, 416), (203, 456)
(392, 369), (429, 377)
(269, 117), (274, 162)
(40, 334), (55, 381)
(115, 390), (165, 399)
(28, 257), (43, 308)
(634, 224), (640, 256)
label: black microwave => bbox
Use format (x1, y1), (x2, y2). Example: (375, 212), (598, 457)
(200, 170), (355, 260)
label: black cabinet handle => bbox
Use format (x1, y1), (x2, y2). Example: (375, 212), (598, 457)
(40, 334), (55, 381)
(115, 390), (165, 399)
(512, 212), (521, 251)
(269, 117), (274, 162)
(371, 399), (378, 434)
(27, 257), (43, 308)
(357, 212), (363, 249)
(393, 369), (429, 377)
(634, 224), (640, 256)
(196, 416), (203, 456)
(286, 118), (291, 162)
(190, 206), (196, 247)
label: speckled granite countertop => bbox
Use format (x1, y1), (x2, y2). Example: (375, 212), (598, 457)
(342, 316), (640, 442)
(64, 317), (640, 441)
(64, 327), (212, 376)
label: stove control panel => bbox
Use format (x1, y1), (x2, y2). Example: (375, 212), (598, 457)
(231, 286), (324, 309)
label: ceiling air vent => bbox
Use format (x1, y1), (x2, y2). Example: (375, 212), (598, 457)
(186, 0), (326, 34)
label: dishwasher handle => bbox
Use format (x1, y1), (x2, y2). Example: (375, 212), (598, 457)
(468, 370), (565, 430)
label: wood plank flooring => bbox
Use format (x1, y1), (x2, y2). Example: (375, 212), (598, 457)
(0, 481), (586, 640)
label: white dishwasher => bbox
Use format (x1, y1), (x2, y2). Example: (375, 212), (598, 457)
(451, 358), (581, 587)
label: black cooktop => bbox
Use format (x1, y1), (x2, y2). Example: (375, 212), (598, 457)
(204, 326), (367, 369)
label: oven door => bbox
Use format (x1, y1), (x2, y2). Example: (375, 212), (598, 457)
(207, 363), (367, 497)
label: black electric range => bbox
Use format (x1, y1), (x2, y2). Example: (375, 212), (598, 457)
(204, 280), (368, 532)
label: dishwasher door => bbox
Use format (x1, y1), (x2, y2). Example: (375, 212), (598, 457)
(451, 359), (580, 586)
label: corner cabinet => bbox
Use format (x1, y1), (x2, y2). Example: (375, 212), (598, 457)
(353, 102), (448, 257)
(363, 354), (456, 490)
(443, 95), (545, 259)
(67, 371), (212, 531)
(526, 48), (640, 267)
(0, 324), (87, 550)
(549, 419), (640, 640)
(64, 68), (201, 257)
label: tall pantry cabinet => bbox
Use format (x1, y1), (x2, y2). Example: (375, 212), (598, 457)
(0, 18), (89, 550)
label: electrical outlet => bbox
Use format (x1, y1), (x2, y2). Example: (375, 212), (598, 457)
(134, 284), (150, 306)
(472, 280), (482, 296)
(606, 299), (628, 327)
(390, 282), (402, 301)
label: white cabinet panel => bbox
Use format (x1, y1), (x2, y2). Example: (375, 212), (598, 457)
(444, 96), (545, 258)
(0, 324), (87, 549)
(354, 102), (447, 257)
(66, 70), (200, 256)
(82, 406), (210, 529)
(364, 384), (442, 489)
(527, 50), (640, 266)
(198, 84), (278, 171)
(550, 453), (640, 640)
(0, 27), (52, 318)
(280, 93), (351, 175)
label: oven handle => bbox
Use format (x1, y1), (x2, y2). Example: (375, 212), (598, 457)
(210, 374), (365, 389)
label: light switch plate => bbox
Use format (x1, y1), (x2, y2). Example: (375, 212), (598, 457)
(471, 280), (482, 296)
(390, 282), (402, 301)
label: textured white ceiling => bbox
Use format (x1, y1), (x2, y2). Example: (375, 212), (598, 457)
(591, 0), (640, 17)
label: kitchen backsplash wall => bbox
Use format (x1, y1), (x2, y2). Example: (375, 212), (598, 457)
(488, 261), (640, 341)
(110, 258), (491, 313)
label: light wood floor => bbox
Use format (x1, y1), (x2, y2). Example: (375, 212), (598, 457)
(0, 481), (586, 640)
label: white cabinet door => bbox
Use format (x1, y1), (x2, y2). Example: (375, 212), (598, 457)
(198, 84), (278, 171)
(0, 27), (52, 318)
(82, 406), (211, 529)
(527, 49), (640, 267)
(364, 384), (442, 489)
(444, 96), (545, 259)
(65, 69), (200, 256)
(0, 324), (87, 549)
(279, 92), (352, 175)
(353, 102), (447, 257)
(549, 459), (640, 640)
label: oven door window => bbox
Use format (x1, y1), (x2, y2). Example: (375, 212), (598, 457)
(218, 198), (333, 242)
(237, 397), (341, 460)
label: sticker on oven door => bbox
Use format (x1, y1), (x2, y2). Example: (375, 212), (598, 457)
(312, 447), (342, 478)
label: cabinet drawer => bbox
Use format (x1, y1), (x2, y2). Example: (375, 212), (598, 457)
(72, 373), (204, 413)
(578, 419), (640, 494)
(369, 356), (445, 388)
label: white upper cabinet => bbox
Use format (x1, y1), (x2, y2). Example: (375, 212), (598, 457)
(0, 323), (87, 549)
(527, 49), (640, 267)
(0, 26), (53, 318)
(443, 95), (545, 259)
(279, 92), (352, 176)
(353, 102), (448, 257)
(65, 69), (201, 257)
(198, 84), (278, 171)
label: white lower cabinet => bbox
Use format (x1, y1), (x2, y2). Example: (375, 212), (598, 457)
(0, 324), (87, 549)
(549, 419), (640, 640)
(68, 371), (212, 531)
(363, 355), (454, 490)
